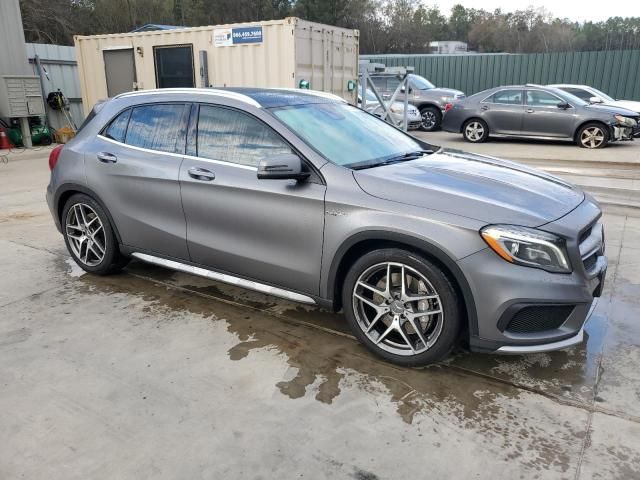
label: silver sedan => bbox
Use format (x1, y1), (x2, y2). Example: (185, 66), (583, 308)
(358, 88), (421, 130)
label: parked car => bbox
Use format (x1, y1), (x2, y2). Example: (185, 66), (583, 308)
(442, 84), (639, 148)
(357, 87), (421, 130)
(47, 87), (606, 366)
(370, 74), (465, 131)
(550, 84), (640, 117)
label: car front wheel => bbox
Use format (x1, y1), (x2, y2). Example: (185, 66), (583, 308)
(62, 193), (128, 275)
(419, 106), (442, 131)
(342, 249), (461, 367)
(577, 123), (609, 149)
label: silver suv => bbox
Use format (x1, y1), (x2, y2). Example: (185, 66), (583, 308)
(46, 88), (607, 366)
(371, 74), (465, 131)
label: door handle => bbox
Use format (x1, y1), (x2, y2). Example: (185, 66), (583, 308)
(188, 166), (216, 181)
(480, 105), (489, 111)
(526, 109), (535, 113)
(97, 152), (117, 163)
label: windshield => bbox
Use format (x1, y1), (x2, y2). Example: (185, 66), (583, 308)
(589, 87), (615, 102)
(551, 88), (588, 107)
(272, 103), (428, 169)
(409, 74), (435, 90)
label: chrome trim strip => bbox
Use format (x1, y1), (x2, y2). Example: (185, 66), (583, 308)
(97, 135), (257, 171)
(114, 88), (262, 108)
(495, 329), (584, 354)
(131, 252), (316, 305)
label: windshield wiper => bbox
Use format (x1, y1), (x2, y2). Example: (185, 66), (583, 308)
(352, 150), (433, 170)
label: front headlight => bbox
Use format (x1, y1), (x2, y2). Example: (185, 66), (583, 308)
(614, 115), (637, 127)
(480, 225), (572, 273)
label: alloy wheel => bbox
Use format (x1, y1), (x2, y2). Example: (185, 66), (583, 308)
(65, 203), (106, 267)
(421, 110), (437, 129)
(465, 121), (485, 141)
(580, 127), (605, 148)
(352, 262), (444, 356)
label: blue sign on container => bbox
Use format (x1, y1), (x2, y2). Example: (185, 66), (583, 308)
(232, 26), (263, 45)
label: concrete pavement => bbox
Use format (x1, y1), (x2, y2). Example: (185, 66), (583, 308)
(1, 149), (639, 479)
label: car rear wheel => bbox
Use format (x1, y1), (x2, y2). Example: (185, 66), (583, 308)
(62, 193), (128, 275)
(577, 123), (609, 149)
(342, 249), (461, 367)
(419, 106), (442, 131)
(462, 119), (489, 143)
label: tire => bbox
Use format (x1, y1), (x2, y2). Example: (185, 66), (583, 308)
(62, 193), (129, 275)
(342, 248), (462, 367)
(576, 122), (609, 149)
(462, 118), (489, 143)
(419, 106), (442, 131)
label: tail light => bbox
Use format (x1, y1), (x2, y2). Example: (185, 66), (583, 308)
(444, 103), (454, 112)
(48, 144), (64, 171)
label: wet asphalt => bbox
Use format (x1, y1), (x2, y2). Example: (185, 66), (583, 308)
(1, 147), (639, 479)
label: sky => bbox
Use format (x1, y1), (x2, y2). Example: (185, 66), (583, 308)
(432, 0), (640, 22)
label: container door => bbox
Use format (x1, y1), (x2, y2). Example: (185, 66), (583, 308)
(103, 49), (137, 96)
(153, 44), (195, 88)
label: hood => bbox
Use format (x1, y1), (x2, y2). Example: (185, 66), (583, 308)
(585, 103), (640, 117)
(423, 88), (465, 98)
(606, 100), (640, 114)
(354, 148), (584, 227)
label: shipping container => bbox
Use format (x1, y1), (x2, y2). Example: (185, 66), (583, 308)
(75, 17), (359, 114)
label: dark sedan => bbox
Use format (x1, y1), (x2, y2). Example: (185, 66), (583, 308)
(442, 84), (639, 148)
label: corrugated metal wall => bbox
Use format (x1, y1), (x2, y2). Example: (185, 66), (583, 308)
(26, 43), (84, 128)
(362, 50), (640, 101)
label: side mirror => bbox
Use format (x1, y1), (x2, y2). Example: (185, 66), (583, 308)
(557, 102), (571, 110)
(589, 96), (604, 104)
(257, 153), (309, 181)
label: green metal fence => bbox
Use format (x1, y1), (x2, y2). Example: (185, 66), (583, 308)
(362, 50), (640, 101)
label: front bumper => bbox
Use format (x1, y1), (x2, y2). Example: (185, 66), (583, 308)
(463, 199), (606, 354)
(494, 299), (597, 354)
(612, 124), (637, 141)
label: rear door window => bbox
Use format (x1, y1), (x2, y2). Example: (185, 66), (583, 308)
(196, 105), (292, 168)
(125, 104), (189, 154)
(487, 89), (523, 105)
(103, 109), (131, 142)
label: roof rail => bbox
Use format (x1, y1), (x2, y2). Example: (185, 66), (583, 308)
(114, 88), (261, 108)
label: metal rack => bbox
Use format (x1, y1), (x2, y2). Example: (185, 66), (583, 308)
(359, 61), (414, 131)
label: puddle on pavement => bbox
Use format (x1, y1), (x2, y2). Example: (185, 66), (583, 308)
(31, 262), (604, 471)
(124, 259), (605, 404)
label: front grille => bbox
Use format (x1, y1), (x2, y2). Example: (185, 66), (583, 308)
(506, 305), (574, 333)
(579, 222), (604, 272)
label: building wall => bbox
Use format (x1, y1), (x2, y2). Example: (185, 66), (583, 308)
(0, 0), (30, 77)
(362, 50), (640, 100)
(26, 43), (85, 129)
